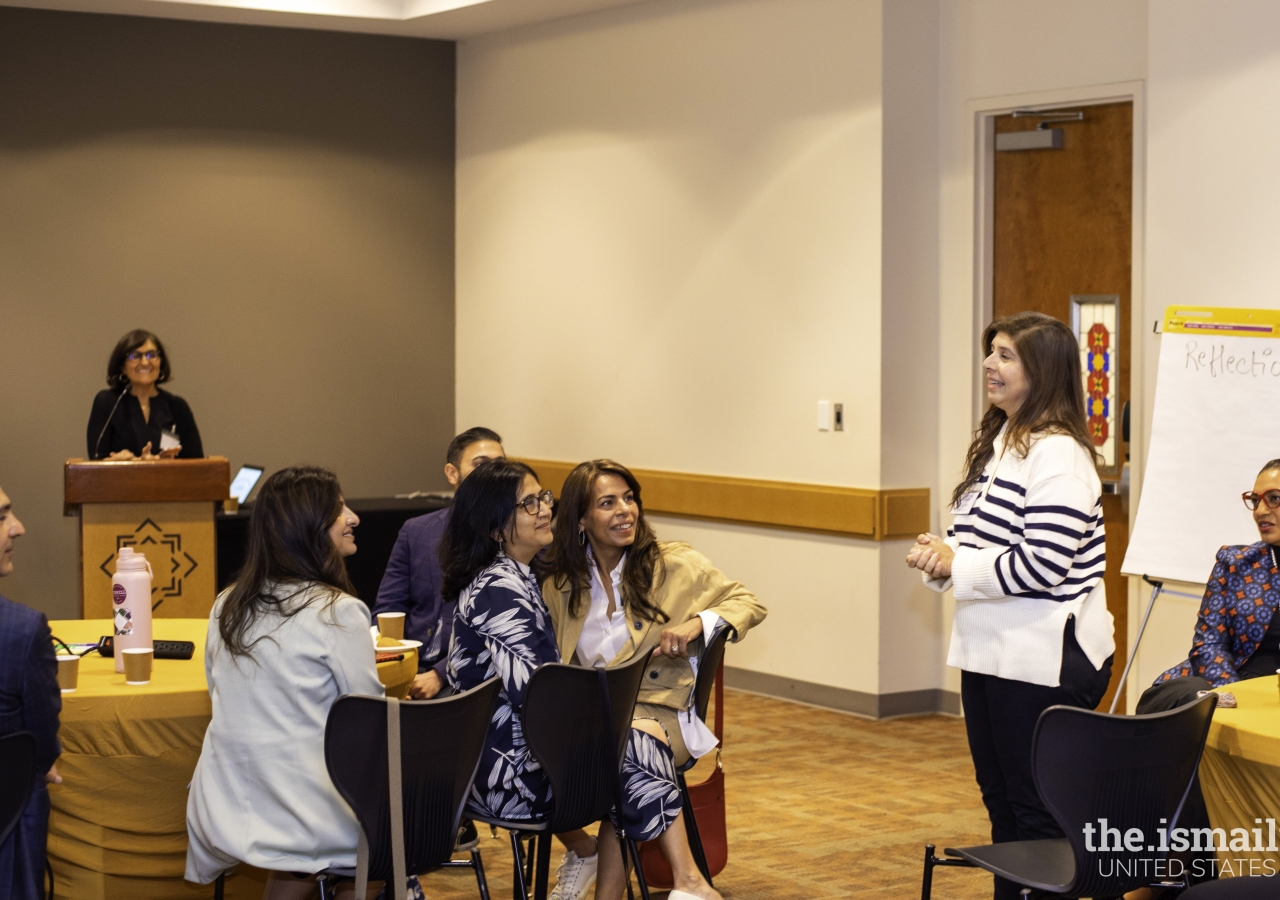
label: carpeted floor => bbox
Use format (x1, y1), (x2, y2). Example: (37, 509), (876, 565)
(421, 689), (995, 900)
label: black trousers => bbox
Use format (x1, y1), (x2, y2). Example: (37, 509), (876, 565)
(961, 619), (1114, 900)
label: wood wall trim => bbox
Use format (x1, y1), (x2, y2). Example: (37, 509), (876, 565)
(518, 459), (930, 540)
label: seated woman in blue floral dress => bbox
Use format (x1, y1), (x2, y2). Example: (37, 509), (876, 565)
(440, 459), (684, 877)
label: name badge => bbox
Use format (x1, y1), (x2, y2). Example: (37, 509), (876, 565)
(952, 490), (979, 515)
(160, 428), (181, 451)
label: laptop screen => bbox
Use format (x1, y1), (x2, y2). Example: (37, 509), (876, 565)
(229, 465), (265, 504)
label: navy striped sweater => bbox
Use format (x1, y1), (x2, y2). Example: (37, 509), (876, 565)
(926, 429), (1115, 686)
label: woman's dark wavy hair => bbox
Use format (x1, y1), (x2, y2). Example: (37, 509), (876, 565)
(952, 311), (1099, 508)
(107, 329), (171, 388)
(439, 458), (539, 603)
(542, 460), (668, 624)
(218, 466), (355, 657)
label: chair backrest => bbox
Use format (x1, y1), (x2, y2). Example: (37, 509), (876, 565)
(1032, 693), (1217, 898)
(0, 732), (37, 846)
(324, 678), (501, 882)
(521, 652), (651, 833)
(690, 622), (736, 724)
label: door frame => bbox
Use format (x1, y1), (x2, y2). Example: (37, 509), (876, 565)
(968, 80), (1147, 711)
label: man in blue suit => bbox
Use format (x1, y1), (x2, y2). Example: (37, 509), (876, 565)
(0, 484), (62, 900)
(373, 428), (504, 700)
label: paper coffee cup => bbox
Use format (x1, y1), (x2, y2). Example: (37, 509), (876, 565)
(123, 647), (154, 685)
(377, 612), (406, 642)
(56, 655), (80, 693)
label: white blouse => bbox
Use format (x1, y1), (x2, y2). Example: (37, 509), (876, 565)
(577, 548), (721, 759)
(575, 550), (631, 668)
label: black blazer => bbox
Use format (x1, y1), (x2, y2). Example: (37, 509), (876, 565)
(86, 387), (204, 459)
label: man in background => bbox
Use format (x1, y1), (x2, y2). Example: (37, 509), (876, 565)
(0, 485), (62, 899)
(373, 427), (505, 700)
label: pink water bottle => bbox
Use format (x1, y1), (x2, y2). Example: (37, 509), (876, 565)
(112, 547), (153, 674)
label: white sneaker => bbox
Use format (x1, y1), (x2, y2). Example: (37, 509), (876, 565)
(548, 849), (598, 900)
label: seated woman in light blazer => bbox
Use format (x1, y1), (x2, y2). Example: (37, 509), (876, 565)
(540, 460), (768, 900)
(185, 466), (383, 900)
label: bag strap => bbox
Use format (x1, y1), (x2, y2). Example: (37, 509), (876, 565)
(355, 698), (407, 900)
(713, 660), (724, 742)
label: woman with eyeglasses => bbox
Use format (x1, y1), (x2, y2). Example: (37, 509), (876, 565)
(538, 459), (767, 900)
(1123, 461), (1280, 900)
(1138, 458), (1280, 707)
(441, 458), (695, 885)
(86, 328), (204, 460)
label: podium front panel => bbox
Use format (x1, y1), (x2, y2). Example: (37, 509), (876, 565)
(81, 502), (217, 620)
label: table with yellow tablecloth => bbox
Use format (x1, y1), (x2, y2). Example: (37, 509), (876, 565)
(1201, 677), (1280, 877)
(47, 617), (414, 900)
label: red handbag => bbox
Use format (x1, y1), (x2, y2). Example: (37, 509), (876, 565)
(637, 662), (728, 888)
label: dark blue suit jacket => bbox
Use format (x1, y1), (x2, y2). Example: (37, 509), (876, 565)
(0, 594), (61, 900)
(372, 508), (453, 678)
(0, 594), (61, 776)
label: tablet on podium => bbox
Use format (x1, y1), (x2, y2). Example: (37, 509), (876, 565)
(64, 457), (231, 619)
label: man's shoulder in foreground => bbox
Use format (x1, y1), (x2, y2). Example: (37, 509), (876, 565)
(0, 592), (44, 631)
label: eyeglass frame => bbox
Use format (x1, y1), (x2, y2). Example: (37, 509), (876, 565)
(1242, 490), (1280, 511)
(517, 490), (555, 516)
(125, 350), (162, 363)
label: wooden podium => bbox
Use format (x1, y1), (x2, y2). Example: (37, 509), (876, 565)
(64, 458), (231, 619)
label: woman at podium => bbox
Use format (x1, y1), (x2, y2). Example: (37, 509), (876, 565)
(86, 329), (204, 460)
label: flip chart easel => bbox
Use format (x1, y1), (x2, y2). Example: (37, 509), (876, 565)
(1112, 306), (1280, 711)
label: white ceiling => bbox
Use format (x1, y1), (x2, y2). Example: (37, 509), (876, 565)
(0, 0), (653, 39)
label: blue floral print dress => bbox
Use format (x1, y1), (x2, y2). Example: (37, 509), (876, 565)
(447, 553), (681, 838)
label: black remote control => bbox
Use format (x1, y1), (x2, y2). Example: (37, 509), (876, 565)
(98, 637), (195, 660)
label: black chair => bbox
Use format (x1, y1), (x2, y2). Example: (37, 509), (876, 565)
(0, 731), (37, 848)
(921, 693), (1218, 900)
(470, 651), (652, 900)
(672, 621), (735, 886)
(317, 678), (503, 900)
(1179, 875), (1280, 898)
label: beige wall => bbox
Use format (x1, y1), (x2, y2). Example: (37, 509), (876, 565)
(935, 0), (1149, 703)
(0, 8), (457, 619)
(456, 0), (910, 701)
(1130, 0), (1280, 691)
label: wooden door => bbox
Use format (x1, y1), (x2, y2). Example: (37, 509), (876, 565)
(992, 101), (1132, 711)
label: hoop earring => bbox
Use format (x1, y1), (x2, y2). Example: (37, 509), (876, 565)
(578, 530), (586, 547)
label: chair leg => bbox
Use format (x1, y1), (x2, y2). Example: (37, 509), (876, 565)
(214, 872), (225, 900)
(920, 842), (977, 900)
(509, 830), (529, 900)
(525, 835), (536, 891)
(677, 774), (712, 886)
(317, 875), (332, 900)
(625, 839), (651, 900)
(472, 848), (492, 900)
(921, 843), (935, 900)
(532, 829), (552, 900)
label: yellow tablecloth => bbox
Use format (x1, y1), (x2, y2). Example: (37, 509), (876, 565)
(47, 617), (412, 900)
(1202, 677), (1280, 877)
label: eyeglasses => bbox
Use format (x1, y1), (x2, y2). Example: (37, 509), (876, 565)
(126, 351), (161, 363)
(1242, 491), (1280, 511)
(518, 490), (555, 516)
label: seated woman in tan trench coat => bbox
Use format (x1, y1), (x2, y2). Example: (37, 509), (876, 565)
(539, 459), (767, 900)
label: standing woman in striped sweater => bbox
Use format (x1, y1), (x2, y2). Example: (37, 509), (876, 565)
(905, 311), (1114, 900)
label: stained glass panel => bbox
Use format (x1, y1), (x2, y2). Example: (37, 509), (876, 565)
(1071, 294), (1120, 474)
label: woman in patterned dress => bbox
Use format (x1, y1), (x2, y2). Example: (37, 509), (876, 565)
(440, 459), (686, 866)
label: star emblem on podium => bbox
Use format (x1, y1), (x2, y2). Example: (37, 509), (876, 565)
(99, 517), (199, 600)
